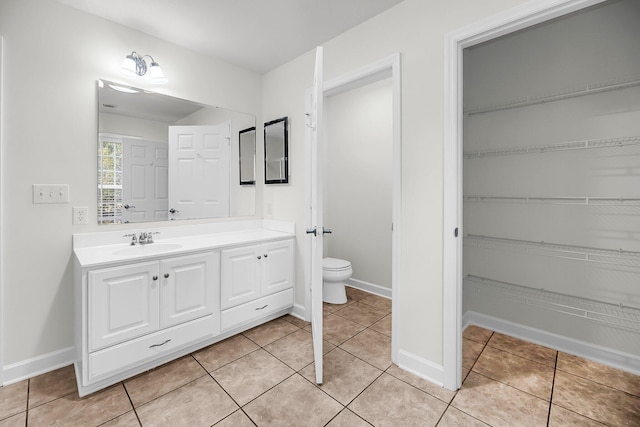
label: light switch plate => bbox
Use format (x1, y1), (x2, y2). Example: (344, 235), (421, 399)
(33, 184), (69, 204)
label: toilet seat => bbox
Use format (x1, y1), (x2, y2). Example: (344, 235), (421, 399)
(323, 257), (351, 271)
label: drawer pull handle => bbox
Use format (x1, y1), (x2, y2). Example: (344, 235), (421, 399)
(255, 304), (268, 311)
(149, 339), (171, 349)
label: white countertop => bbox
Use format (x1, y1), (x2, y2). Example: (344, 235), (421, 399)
(74, 225), (294, 268)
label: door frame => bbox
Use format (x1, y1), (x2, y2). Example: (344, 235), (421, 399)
(0, 35), (4, 385)
(305, 53), (401, 362)
(442, 0), (608, 390)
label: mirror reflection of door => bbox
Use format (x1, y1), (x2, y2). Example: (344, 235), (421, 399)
(122, 138), (169, 223)
(239, 127), (256, 185)
(264, 117), (289, 184)
(168, 123), (231, 219)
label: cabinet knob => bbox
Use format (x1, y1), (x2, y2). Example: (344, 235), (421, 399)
(164, 273), (170, 278)
(257, 255), (262, 260)
(264, 254), (268, 258)
(153, 276), (158, 281)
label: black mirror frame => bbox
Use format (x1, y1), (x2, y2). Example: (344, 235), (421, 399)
(264, 116), (289, 184)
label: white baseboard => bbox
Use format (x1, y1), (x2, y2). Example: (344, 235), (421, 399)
(396, 349), (444, 386)
(290, 303), (308, 322)
(463, 311), (640, 376)
(346, 278), (392, 299)
(3, 346), (75, 386)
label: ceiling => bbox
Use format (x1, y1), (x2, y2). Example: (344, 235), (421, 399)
(56, 0), (405, 74)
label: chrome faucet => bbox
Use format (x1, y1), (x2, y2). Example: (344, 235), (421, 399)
(139, 232), (149, 244)
(123, 233), (138, 245)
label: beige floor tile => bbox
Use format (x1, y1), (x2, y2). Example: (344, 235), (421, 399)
(437, 406), (489, 426)
(28, 383), (132, 427)
(193, 334), (260, 372)
(370, 314), (391, 336)
(212, 349), (294, 405)
(451, 371), (549, 427)
(136, 376), (237, 426)
(0, 412), (26, 427)
(124, 355), (206, 407)
(552, 370), (640, 426)
(487, 333), (557, 367)
(244, 374), (343, 426)
(28, 365), (76, 409)
(472, 346), (554, 400)
(462, 325), (493, 344)
(307, 313), (366, 346)
(242, 317), (300, 346)
(282, 314), (310, 329)
(345, 286), (371, 302)
(326, 409), (371, 427)
(300, 348), (382, 405)
(324, 301), (345, 314)
(385, 364), (456, 403)
(359, 294), (392, 313)
(214, 409), (255, 426)
(462, 338), (485, 369)
(100, 410), (141, 426)
(341, 329), (391, 370)
(0, 380), (27, 420)
(349, 373), (447, 426)
(557, 352), (640, 397)
(548, 404), (606, 426)
(333, 302), (387, 327)
(264, 329), (334, 371)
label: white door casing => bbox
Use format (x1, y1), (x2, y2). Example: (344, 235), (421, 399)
(122, 138), (168, 223)
(308, 46), (325, 385)
(168, 124), (230, 220)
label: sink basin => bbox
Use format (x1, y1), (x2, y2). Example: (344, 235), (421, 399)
(113, 243), (183, 257)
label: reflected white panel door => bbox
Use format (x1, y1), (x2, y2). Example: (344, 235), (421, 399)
(307, 46), (324, 384)
(168, 124), (230, 219)
(122, 138), (169, 222)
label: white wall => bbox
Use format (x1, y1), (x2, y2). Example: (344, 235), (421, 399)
(324, 78), (392, 290)
(0, 0), (262, 368)
(262, 0), (530, 369)
(463, 0), (640, 356)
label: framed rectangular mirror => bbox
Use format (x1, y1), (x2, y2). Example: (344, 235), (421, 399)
(239, 127), (256, 185)
(98, 79), (256, 224)
(264, 117), (288, 184)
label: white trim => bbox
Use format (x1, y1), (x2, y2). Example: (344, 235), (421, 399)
(463, 311), (640, 376)
(0, 35), (4, 386)
(290, 303), (307, 320)
(397, 350), (444, 386)
(442, 0), (608, 391)
(306, 53), (401, 362)
(346, 279), (392, 299)
(3, 346), (75, 386)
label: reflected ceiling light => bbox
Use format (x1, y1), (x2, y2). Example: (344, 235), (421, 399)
(120, 51), (168, 84)
(108, 84), (138, 94)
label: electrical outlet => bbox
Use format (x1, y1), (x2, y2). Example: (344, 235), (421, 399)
(33, 184), (70, 204)
(73, 207), (89, 225)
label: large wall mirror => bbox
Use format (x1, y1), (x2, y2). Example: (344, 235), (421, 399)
(98, 79), (256, 224)
(264, 117), (289, 184)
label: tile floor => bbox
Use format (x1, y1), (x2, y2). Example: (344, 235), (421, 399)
(1, 287), (639, 426)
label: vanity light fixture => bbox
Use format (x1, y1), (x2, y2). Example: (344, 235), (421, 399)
(120, 51), (168, 84)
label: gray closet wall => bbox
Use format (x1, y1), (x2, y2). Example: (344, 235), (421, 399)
(462, 0), (640, 358)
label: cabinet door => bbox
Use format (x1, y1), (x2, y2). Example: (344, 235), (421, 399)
(221, 245), (261, 309)
(89, 261), (160, 351)
(160, 252), (219, 328)
(262, 240), (295, 296)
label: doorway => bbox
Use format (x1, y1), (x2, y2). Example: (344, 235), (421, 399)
(443, 0), (609, 390)
(305, 53), (402, 364)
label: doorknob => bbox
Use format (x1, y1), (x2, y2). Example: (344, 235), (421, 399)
(124, 204), (136, 210)
(323, 228), (332, 235)
(169, 208), (179, 214)
(306, 227), (317, 236)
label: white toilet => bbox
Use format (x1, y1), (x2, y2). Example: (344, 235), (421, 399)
(322, 257), (352, 304)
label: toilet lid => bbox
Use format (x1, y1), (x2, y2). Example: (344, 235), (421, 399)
(323, 257), (351, 270)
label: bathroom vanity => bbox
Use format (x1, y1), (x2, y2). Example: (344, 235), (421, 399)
(73, 221), (295, 396)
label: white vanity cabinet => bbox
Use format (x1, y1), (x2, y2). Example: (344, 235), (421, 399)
(220, 239), (295, 330)
(78, 251), (220, 393)
(74, 224), (296, 397)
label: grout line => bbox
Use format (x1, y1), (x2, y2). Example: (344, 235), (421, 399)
(546, 352), (559, 426)
(24, 378), (30, 427)
(120, 380), (143, 427)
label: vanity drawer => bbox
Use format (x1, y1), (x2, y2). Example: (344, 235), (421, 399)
(88, 314), (216, 382)
(221, 288), (293, 331)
